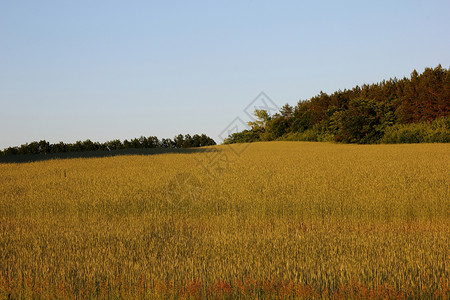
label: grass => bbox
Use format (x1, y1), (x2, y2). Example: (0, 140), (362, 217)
(0, 141), (449, 299)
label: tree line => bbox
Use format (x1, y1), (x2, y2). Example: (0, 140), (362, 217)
(1, 134), (216, 156)
(225, 65), (450, 144)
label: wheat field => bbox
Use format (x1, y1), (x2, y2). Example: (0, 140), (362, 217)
(0, 142), (449, 299)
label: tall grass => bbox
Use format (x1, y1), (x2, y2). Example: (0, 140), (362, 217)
(0, 142), (449, 298)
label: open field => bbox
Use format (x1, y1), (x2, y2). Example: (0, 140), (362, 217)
(0, 142), (449, 299)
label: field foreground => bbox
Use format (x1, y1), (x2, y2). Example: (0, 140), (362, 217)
(0, 142), (449, 299)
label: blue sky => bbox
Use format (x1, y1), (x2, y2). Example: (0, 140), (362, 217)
(1, 0), (449, 148)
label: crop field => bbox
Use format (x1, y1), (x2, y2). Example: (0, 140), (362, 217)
(0, 141), (449, 299)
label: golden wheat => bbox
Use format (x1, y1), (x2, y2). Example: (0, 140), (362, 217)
(0, 142), (449, 299)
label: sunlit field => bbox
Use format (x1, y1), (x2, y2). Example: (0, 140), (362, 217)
(1, 142), (449, 299)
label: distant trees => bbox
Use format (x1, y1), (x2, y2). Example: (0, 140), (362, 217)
(1, 134), (216, 156)
(248, 109), (272, 131)
(225, 65), (450, 144)
(330, 98), (384, 143)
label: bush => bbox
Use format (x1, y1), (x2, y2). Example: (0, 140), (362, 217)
(223, 130), (260, 144)
(280, 126), (335, 143)
(382, 116), (450, 143)
(283, 130), (319, 142)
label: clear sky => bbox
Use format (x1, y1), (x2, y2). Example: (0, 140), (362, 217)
(1, 0), (449, 149)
